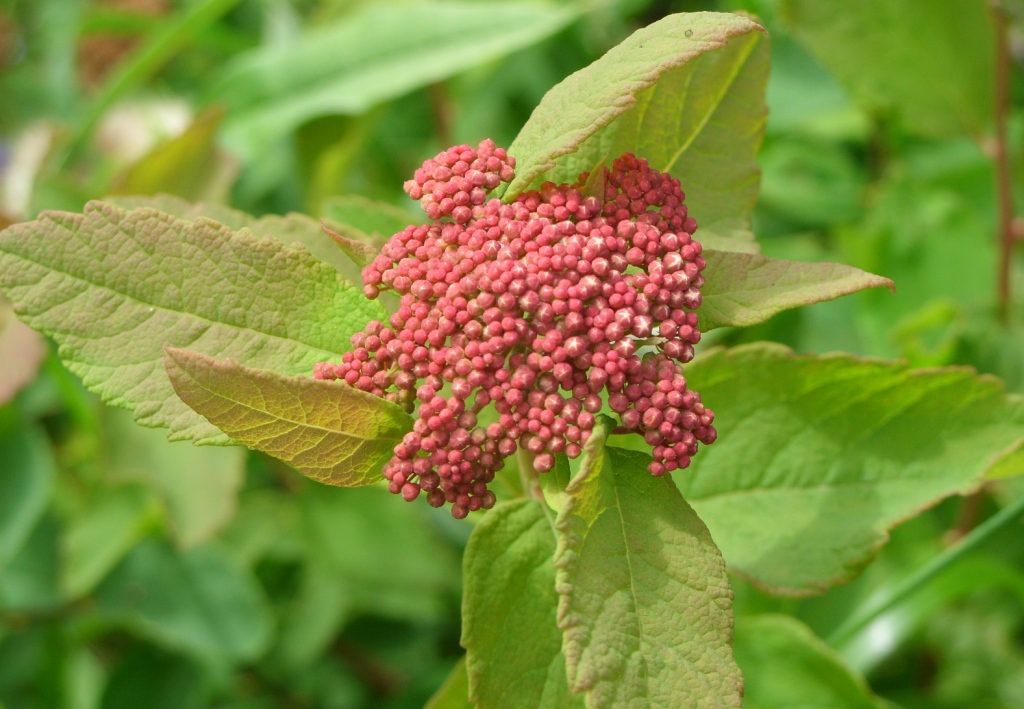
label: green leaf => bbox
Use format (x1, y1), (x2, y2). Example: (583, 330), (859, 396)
(425, 658), (473, 709)
(778, 0), (994, 139)
(301, 484), (459, 621)
(0, 299), (47, 406)
(0, 201), (384, 444)
(699, 250), (894, 330)
(212, 2), (582, 158)
(462, 499), (583, 709)
(505, 12), (768, 252)
(104, 406), (245, 548)
(109, 108), (236, 203)
(734, 615), (887, 709)
(94, 539), (273, 664)
(0, 425), (56, 569)
(164, 348), (411, 486)
(677, 343), (1024, 594)
(105, 194), (368, 290)
(61, 485), (158, 598)
(555, 424), (742, 708)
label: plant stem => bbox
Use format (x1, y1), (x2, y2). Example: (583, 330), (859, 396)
(518, 447), (557, 538)
(992, 2), (1015, 324)
(827, 491), (1024, 648)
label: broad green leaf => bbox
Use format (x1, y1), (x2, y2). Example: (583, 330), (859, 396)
(165, 348), (411, 486)
(505, 12), (768, 252)
(425, 657), (472, 709)
(779, 0), (993, 139)
(0, 425), (56, 568)
(272, 558), (351, 670)
(555, 425), (742, 708)
(0, 513), (60, 611)
(109, 108), (235, 203)
(212, 2), (582, 158)
(0, 201), (384, 444)
(61, 485), (158, 598)
(699, 250), (894, 330)
(676, 343), (1024, 594)
(104, 406), (245, 548)
(94, 539), (273, 664)
(735, 615), (887, 709)
(0, 298), (46, 406)
(106, 194), (368, 287)
(989, 443), (1024, 480)
(462, 499), (583, 709)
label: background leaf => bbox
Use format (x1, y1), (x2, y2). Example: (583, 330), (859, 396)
(94, 539), (273, 664)
(555, 435), (742, 708)
(672, 343), (1024, 594)
(212, 2), (583, 158)
(505, 12), (767, 251)
(424, 657), (472, 709)
(734, 614), (887, 709)
(778, 0), (994, 139)
(0, 201), (384, 443)
(0, 425), (56, 570)
(165, 348), (412, 486)
(462, 499), (582, 709)
(700, 250), (894, 330)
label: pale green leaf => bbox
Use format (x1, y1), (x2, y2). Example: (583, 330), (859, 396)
(0, 425), (56, 568)
(321, 194), (421, 242)
(212, 2), (582, 158)
(0, 298), (46, 406)
(463, 499), (583, 709)
(165, 348), (411, 486)
(734, 615), (887, 709)
(104, 406), (245, 548)
(425, 657), (473, 709)
(106, 194), (368, 286)
(699, 250), (894, 330)
(555, 423), (742, 709)
(677, 343), (1024, 594)
(0, 201), (384, 443)
(95, 539), (273, 664)
(61, 485), (158, 598)
(505, 12), (768, 251)
(779, 0), (993, 139)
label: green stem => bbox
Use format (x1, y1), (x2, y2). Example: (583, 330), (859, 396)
(55, 0), (243, 170)
(828, 491), (1024, 647)
(518, 447), (557, 539)
(991, 2), (1015, 324)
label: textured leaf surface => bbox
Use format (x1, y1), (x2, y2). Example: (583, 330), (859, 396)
(213, 2), (581, 157)
(462, 499), (583, 709)
(165, 349), (411, 486)
(505, 12), (767, 251)
(0, 299), (46, 406)
(95, 539), (273, 663)
(555, 425), (741, 708)
(106, 194), (367, 286)
(0, 201), (383, 443)
(735, 615), (887, 709)
(779, 0), (993, 139)
(699, 250), (894, 330)
(677, 343), (1024, 594)
(105, 406), (245, 548)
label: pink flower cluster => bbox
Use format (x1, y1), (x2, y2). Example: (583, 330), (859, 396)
(316, 140), (716, 517)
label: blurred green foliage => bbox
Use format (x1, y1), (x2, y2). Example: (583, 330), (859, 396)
(0, 0), (1022, 707)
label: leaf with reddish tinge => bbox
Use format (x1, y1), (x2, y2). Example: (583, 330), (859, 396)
(555, 420), (742, 709)
(676, 343), (1024, 594)
(322, 220), (378, 269)
(0, 201), (384, 443)
(165, 348), (411, 486)
(505, 12), (768, 252)
(699, 250), (895, 330)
